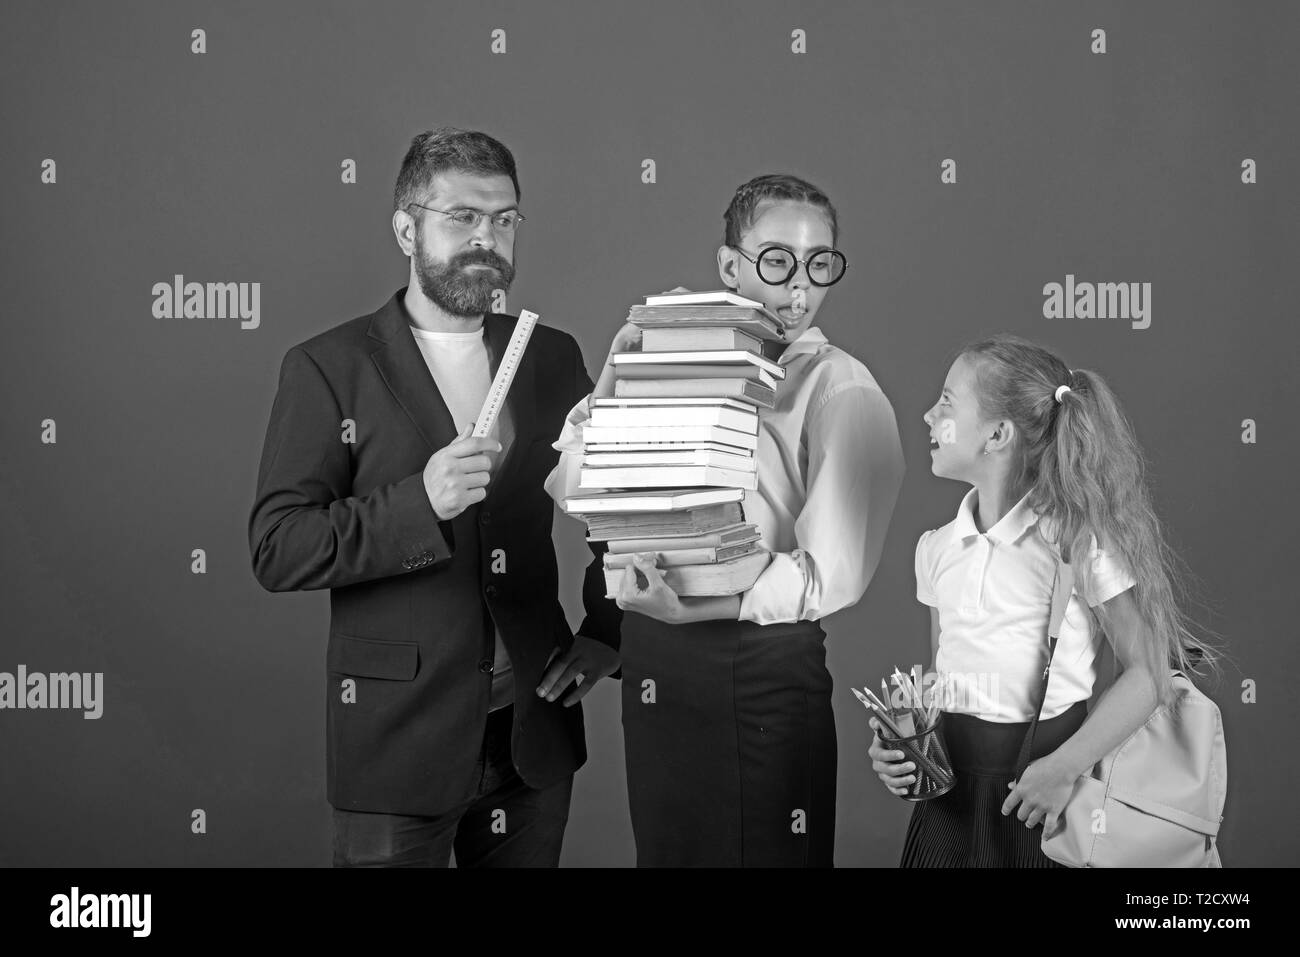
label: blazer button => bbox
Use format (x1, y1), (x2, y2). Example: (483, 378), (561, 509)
(479, 511), (491, 526)
(478, 659), (494, 673)
(485, 584), (499, 598)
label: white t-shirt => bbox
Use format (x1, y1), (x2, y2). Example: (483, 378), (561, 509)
(914, 487), (1136, 723)
(409, 325), (515, 711)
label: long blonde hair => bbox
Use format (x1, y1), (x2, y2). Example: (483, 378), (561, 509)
(960, 334), (1219, 705)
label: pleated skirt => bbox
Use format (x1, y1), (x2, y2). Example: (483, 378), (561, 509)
(900, 700), (1088, 868)
(619, 611), (836, 868)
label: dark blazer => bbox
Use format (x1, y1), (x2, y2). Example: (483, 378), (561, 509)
(248, 287), (619, 816)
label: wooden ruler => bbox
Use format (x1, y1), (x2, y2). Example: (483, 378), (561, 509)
(473, 310), (539, 437)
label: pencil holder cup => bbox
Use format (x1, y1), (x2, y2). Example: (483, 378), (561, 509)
(879, 713), (955, 802)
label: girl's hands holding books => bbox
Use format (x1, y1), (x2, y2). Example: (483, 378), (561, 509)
(607, 322), (643, 358)
(599, 287), (692, 383)
(613, 554), (683, 622)
(592, 287), (688, 398)
(868, 718), (917, 796)
(1001, 754), (1077, 834)
(613, 554), (746, 623)
(593, 323), (643, 399)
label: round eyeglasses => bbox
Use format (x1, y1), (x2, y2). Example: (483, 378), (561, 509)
(733, 245), (848, 287)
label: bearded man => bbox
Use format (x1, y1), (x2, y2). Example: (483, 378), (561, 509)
(249, 128), (620, 867)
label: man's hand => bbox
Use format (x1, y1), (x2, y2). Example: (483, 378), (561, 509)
(535, 636), (621, 707)
(422, 423), (502, 521)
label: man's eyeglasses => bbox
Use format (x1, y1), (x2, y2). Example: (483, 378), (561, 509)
(733, 245), (848, 287)
(407, 203), (526, 234)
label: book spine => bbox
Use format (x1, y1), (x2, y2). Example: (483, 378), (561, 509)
(588, 408), (759, 433)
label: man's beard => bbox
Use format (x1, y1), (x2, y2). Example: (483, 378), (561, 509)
(413, 236), (516, 319)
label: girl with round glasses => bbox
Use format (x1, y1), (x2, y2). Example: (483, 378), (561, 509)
(546, 173), (906, 866)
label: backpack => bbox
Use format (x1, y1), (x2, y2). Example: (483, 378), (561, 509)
(1015, 559), (1228, 867)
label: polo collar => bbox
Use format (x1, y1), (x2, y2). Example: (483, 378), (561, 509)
(776, 325), (828, 366)
(955, 487), (1042, 545)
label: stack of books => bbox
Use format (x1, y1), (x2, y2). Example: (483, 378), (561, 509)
(563, 290), (788, 597)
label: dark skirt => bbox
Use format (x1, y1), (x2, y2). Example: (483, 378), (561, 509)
(619, 611), (836, 867)
(900, 700), (1089, 868)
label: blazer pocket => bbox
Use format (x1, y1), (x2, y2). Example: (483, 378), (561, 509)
(327, 633), (419, 680)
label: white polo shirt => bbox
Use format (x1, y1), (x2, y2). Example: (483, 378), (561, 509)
(914, 487), (1135, 723)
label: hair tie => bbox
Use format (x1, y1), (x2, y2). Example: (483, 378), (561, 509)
(1054, 369), (1077, 404)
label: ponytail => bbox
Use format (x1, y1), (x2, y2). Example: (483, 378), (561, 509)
(961, 335), (1220, 707)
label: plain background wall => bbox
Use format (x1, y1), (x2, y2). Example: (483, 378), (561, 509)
(1, 0), (1296, 866)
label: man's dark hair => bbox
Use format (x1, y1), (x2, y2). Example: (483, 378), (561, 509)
(722, 173), (838, 248)
(393, 127), (521, 213)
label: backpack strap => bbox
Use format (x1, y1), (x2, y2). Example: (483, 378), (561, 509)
(1012, 554), (1075, 781)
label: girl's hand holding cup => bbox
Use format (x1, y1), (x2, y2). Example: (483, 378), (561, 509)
(868, 717), (917, 797)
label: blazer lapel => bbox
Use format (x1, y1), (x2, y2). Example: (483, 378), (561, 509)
(368, 288), (459, 455)
(483, 311), (536, 502)
(368, 290), (539, 494)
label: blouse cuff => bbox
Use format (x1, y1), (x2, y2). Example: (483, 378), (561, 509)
(738, 551), (808, 625)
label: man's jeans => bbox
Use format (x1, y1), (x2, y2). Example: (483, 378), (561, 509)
(331, 705), (573, 867)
